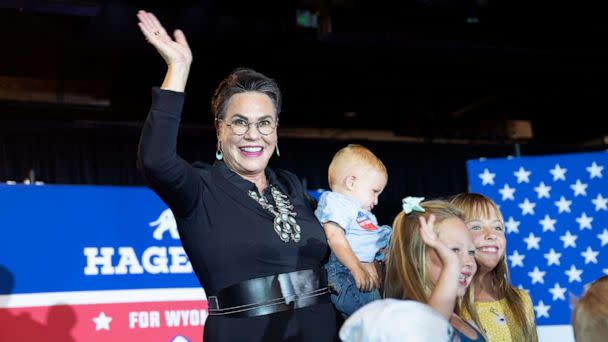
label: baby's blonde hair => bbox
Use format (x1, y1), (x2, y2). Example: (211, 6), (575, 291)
(327, 144), (387, 189)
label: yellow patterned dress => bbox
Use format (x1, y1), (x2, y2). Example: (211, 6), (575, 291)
(462, 289), (537, 342)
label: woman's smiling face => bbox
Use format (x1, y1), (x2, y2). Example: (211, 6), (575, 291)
(218, 92), (278, 178)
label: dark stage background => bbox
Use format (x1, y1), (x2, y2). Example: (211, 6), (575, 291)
(1, 0), (608, 222)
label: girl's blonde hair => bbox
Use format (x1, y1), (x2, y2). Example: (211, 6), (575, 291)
(450, 193), (537, 342)
(384, 200), (483, 332)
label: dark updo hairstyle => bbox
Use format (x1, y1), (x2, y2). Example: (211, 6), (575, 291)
(211, 67), (282, 120)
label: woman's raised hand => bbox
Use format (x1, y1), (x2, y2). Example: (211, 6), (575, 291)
(137, 10), (192, 67)
(137, 10), (192, 91)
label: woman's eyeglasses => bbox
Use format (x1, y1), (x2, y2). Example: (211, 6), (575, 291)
(218, 118), (277, 136)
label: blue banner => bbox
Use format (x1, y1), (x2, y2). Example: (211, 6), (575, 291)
(0, 185), (200, 295)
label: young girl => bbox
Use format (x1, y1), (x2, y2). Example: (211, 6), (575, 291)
(450, 193), (537, 342)
(384, 198), (486, 341)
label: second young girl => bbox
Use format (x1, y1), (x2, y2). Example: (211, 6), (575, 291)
(450, 193), (537, 342)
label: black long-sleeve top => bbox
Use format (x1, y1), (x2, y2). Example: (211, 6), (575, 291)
(138, 87), (337, 341)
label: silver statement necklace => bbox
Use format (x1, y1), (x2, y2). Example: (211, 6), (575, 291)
(248, 185), (301, 243)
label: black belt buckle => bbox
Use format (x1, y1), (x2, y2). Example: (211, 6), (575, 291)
(207, 296), (220, 311)
(328, 283), (338, 295)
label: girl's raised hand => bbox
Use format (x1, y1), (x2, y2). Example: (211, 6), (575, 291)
(419, 215), (459, 267)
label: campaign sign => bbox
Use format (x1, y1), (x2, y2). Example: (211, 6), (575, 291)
(467, 151), (608, 342)
(0, 185), (207, 341)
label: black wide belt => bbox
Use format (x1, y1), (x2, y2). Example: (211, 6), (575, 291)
(207, 268), (331, 318)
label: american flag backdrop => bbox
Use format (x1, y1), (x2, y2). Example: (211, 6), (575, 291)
(467, 151), (608, 327)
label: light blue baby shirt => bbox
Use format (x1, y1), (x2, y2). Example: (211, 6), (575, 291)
(315, 191), (392, 262)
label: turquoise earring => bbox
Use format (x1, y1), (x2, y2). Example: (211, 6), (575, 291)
(215, 142), (223, 160)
